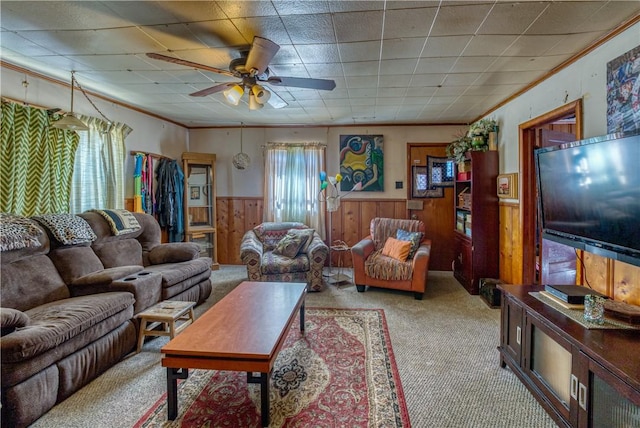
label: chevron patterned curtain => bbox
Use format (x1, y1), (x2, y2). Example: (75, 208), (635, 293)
(1, 102), (79, 216)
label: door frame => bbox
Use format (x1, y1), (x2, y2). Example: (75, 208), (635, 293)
(519, 100), (583, 285)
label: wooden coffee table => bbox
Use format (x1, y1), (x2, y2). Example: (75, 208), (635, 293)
(161, 281), (307, 427)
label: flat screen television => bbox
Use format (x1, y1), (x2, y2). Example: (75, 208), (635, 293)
(535, 131), (640, 268)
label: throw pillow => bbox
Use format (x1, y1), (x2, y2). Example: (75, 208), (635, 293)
(273, 231), (309, 258)
(286, 228), (315, 254)
(396, 229), (424, 259)
(381, 237), (412, 262)
(1, 308), (30, 336)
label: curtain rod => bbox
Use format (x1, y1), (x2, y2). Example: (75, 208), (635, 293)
(263, 142), (326, 148)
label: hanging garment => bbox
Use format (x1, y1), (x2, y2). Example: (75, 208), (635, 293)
(155, 158), (184, 242)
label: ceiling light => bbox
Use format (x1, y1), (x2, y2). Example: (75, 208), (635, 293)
(52, 71), (88, 131)
(251, 84), (271, 105)
(223, 84), (244, 105)
(249, 93), (264, 110)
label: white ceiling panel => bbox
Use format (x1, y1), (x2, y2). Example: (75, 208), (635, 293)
(1, 0), (637, 127)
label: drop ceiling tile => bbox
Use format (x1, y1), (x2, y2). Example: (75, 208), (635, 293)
(0, 32), (56, 56)
(215, 1), (279, 19)
(415, 57), (458, 74)
(379, 74), (414, 87)
(345, 75), (380, 89)
(333, 11), (384, 43)
(411, 73), (448, 86)
(442, 73), (482, 86)
(463, 35), (520, 56)
(450, 56), (498, 73)
(583, 2), (640, 32)
(381, 38), (426, 60)
(281, 14), (336, 44)
(175, 20), (246, 48)
(543, 32), (608, 56)
(338, 41), (383, 62)
(23, 27), (164, 55)
(478, 70), (545, 86)
(231, 16), (291, 45)
(383, 7), (438, 39)
(272, 1), (331, 15)
(303, 63), (344, 78)
(422, 35), (473, 58)
(295, 44), (341, 64)
(396, 87), (438, 98)
(477, 2), (549, 35)
(139, 23), (210, 51)
(502, 35), (567, 57)
(328, 1), (384, 13)
(342, 61), (380, 77)
(430, 3), (493, 37)
(380, 59), (419, 75)
(487, 55), (571, 73)
(0, 1), (129, 30)
(146, 1), (228, 22)
(525, 2), (606, 35)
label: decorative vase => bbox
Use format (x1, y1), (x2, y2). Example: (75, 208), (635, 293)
(471, 135), (486, 149)
(488, 131), (498, 151)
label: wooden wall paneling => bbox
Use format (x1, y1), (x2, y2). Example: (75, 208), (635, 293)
(377, 200), (397, 220)
(510, 204), (523, 285)
(244, 198), (262, 231)
(327, 204), (344, 267)
(216, 198), (230, 263)
(581, 252), (610, 296)
(394, 201), (407, 219)
(226, 199), (246, 264)
(499, 203), (514, 283)
(613, 261), (640, 305)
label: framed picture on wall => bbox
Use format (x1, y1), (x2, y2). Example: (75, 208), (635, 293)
(497, 173), (518, 199)
(190, 186), (200, 200)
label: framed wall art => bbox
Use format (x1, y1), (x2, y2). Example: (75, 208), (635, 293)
(411, 165), (444, 198)
(339, 135), (384, 191)
(606, 45), (640, 133)
(497, 173), (518, 199)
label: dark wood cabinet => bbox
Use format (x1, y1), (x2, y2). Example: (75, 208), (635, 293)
(498, 284), (640, 428)
(452, 151), (499, 294)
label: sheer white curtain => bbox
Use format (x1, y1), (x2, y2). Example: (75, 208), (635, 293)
(263, 143), (326, 238)
(69, 115), (132, 213)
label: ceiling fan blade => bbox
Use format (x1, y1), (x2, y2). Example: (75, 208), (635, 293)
(266, 76), (336, 91)
(146, 53), (235, 77)
(267, 90), (288, 109)
(190, 83), (236, 97)
(245, 36), (280, 75)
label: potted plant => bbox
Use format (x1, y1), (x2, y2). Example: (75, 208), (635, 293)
(468, 118), (498, 149)
(446, 134), (472, 165)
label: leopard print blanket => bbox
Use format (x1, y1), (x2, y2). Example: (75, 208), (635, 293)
(0, 213), (43, 252)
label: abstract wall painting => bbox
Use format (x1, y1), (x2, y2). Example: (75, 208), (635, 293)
(339, 135), (384, 192)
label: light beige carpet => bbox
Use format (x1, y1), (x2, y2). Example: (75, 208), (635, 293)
(30, 266), (557, 428)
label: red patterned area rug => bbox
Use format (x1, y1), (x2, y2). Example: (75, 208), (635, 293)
(134, 308), (410, 427)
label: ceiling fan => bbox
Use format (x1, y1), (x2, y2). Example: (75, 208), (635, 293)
(147, 36), (336, 110)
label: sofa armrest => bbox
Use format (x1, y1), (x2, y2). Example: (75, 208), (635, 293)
(1, 307), (30, 336)
(410, 239), (432, 291)
(240, 230), (264, 280)
(351, 236), (375, 281)
(148, 243), (200, 265)
(71, 266), (144, 287)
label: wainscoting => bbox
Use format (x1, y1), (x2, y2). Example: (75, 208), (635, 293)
(216, 197), (406, 266)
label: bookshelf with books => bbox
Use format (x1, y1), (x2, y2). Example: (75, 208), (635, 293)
(452, 151), (499, 294)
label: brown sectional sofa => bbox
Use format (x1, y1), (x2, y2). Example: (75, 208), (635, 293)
(0, 211), (212, 428)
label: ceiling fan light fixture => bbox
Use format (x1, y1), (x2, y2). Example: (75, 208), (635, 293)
(251, 84), (271, 105)
(223, 84), (244, 105)
(249, 93), (264, 110)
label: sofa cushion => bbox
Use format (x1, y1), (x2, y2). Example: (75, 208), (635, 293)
(91, 239), (144, 268)
(148, 243), (200, 265)
(142, 258), (211, 288)
(1, 255), (69, 311)
(261, 251), (310, 274)
(253, 222), (306, 250)
(1, 308), (30, 336)
(1, 292), (135, 363)
(364, 249), (413, 281)
(47, 246), (105, 285)
(71, 265), (144, 287)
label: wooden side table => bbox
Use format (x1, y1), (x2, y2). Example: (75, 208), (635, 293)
(136, 301), (196, 352)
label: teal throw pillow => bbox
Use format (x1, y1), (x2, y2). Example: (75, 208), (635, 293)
(273, 231), (309, 258)
(396, 229), (423, 259)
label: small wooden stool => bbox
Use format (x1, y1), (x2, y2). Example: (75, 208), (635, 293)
(136, 301), (196, 353)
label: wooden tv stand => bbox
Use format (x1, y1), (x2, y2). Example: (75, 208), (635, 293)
(498, 284), (640, 427)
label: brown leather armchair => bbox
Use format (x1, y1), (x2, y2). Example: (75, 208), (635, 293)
(351, 217), (431, 300)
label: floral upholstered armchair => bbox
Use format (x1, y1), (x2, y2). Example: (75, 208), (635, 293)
(240, 222), (329, 291)
(351, 217), (432, 300)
